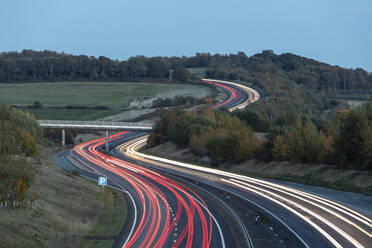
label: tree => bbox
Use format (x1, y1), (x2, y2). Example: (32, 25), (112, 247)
(273, 135), (287, 160)
(273, 118), (325, 163)
(363, 126), (372, 169)
(334, 110), (368, 167)
(33, 101), (42, 108)
(173, 66), (190, 82)
(206, 133), (238, 163)
(16, 178), (28, 202)
(128, 56), (148, 77)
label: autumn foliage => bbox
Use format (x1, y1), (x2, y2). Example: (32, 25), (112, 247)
(0, 102), (40, 206)
(148, 107), (258, 164)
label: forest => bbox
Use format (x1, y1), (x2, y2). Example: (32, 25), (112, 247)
(1, 50), (371, 91)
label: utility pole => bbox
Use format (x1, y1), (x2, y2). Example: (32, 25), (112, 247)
(169, 69), (174, 81)
(62, 129), (65, 147)
(105, 130), (109, 151)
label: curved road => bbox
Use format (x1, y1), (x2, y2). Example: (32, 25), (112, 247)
(60, 79), (259, 247)
(59, 79), (372, 248)
(122, 135), (371, 248)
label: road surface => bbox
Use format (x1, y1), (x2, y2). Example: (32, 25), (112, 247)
(122, 134), (372, 248)
(56, 79), (260, 247)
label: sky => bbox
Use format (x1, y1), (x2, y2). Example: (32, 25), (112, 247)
(1, 0), (371, 71)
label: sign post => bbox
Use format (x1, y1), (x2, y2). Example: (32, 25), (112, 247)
(98, 176), (107, 206)
(98, 176), (107, 187)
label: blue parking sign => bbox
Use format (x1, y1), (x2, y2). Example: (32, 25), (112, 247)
(98, 176), (107, 186)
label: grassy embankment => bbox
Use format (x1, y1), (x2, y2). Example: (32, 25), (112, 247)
(0, 144), (127, 248)
(0, 82), (214, 121)
(144, 142), (372, 195)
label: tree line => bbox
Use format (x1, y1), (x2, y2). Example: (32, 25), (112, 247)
(1, 50), (370, 90)
(269, 99), (372, 169)
(0, 50), (192, 82)
(148, 101), (372, 170)
(1, 49), (370, 123)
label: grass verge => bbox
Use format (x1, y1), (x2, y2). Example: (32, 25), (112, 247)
(83, 188), (127, 248)
(0, 144), (127, 248)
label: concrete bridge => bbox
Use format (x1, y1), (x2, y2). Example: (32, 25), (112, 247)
(38, 120), (154, 149)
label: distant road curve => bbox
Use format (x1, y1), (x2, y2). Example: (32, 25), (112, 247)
(201, 78), (260, 111)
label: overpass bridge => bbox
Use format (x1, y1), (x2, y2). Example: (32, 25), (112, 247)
(38, 120), (154, 149)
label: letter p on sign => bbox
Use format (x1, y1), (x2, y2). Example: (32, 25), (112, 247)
(98, 176), (107, 186)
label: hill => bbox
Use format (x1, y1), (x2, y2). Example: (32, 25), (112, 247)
(1, 49), (371, 121)
(202, 50), (372, 120)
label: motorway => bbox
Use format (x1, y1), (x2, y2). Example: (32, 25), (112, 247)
(57, 79), (259, 248)
(57, 79), (371, 247)
(70, 131), (228, 247)
(121, 135), (372, 248)
(201, 79), (260, 111)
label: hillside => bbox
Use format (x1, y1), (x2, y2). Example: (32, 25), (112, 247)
(203, 51), (372, 120)
(1, 49), (371, 121)
(0, 103), (127, 247)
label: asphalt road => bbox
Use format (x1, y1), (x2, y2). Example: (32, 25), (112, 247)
(55, 79), (261, 248)
(63, 131), (232, 248)
(122, 134), (372, 248)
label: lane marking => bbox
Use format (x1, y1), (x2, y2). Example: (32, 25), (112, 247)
(224, 179), (364, 248)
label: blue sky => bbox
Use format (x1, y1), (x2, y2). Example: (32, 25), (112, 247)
(1, 0), (371, 71)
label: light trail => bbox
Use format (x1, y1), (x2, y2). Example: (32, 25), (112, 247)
(202, 78), (260, 111)
(225, 179), (365, 248)
(123, 135), (372, 248)
(69, 79), (259, 247)
(73, 132), (224, 247)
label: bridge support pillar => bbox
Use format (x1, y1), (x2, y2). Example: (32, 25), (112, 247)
(62, 129), (65, 147)
(105, 130), (109, 151)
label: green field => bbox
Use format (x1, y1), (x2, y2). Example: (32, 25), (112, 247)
(0, 82), (214, 120)
(23, 108), (123, 121)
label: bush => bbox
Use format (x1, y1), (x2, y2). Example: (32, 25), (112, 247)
(207, 133), (239, 163)
(0, 156), (35, 203)
(148, 107), (258, 164)
(273, 118), (326, 163)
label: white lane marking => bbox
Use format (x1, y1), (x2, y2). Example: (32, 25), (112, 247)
(122, 189), (138, 248)
(210, 180), (309, 248)
(187, 179), (254, 248)
(69, 152), (138, 248)
(121, 138), (309, 248)
(122, 136), (370, 248)
(225, 179), (364, 248)
(125, 136), (371, 229)
(144, 170), (226, 248)
(119, 140), (226, 248)
(189, 193), (226, 248)
(230, 178), (372, 237)
(235, 177), (372, 228)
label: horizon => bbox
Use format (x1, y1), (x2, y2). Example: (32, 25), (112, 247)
(1, 0), (371, 71)
(3, 48), (371, 73)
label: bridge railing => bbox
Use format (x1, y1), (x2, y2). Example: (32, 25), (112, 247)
(38, 120), (154, 130)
